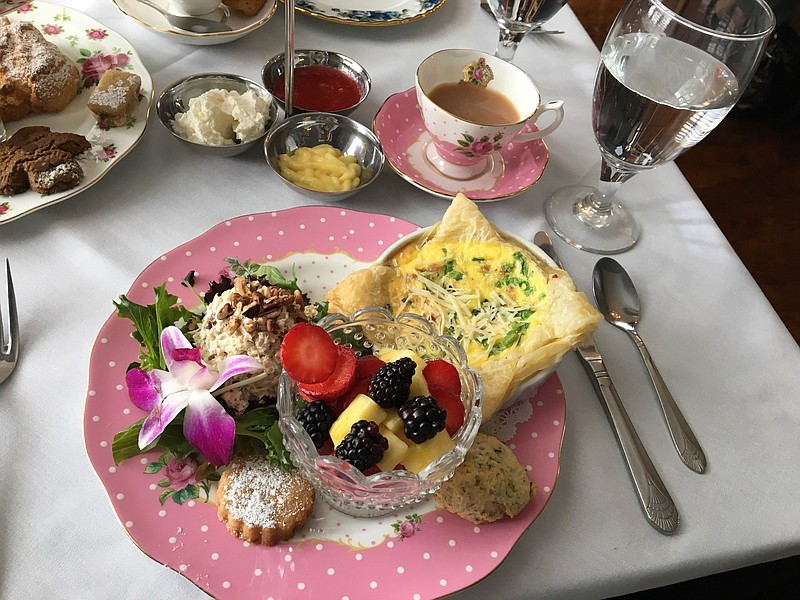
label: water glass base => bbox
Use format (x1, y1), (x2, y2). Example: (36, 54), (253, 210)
(544, 185), (640, 254)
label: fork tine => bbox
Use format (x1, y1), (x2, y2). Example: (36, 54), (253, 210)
(3, 258), (18, 361)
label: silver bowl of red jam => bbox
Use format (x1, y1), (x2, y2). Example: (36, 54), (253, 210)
(262, 50), (370, 116)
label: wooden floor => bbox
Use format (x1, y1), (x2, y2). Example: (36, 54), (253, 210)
(569, 0), (800, 345)
(563, 2), (800, 596)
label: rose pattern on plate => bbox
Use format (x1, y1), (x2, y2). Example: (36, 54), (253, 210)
(96, 143), (118, 161)
(456, 132), (504, 157)
(77, 49), (133, 88)
(86, 28), (107, 40)
(0, 202), (10, 216)
(391, 513), (423, 540)
(15, 3), (35, 14)
(41, 24), (63, 35)
(145, 450), (220, 505)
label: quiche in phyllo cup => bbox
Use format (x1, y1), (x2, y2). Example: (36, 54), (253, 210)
(325, 193), (602, 419)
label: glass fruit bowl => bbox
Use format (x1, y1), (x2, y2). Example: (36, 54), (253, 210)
(277, 307), (482, 517)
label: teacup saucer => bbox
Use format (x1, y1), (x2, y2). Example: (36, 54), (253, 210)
(373, 88), (550, 201)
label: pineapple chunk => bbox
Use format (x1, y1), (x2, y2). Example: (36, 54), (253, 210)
(382, 409), (404, 437)
(329, 394), (387, 447)
(402, 430), (456, 473)
(376, 348), (430, 398)
(377, 426), (409, 472)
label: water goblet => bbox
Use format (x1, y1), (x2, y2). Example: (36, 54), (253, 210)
(544, 0), (775, 254)
(487, 0), (568, 61)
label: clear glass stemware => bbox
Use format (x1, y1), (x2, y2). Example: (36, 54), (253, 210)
(544, 0), (775, 254)
(487, 0), (568, 61)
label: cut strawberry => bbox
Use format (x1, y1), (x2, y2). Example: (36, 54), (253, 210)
(428, 383), (465, 436)
(337, 378), (371, 412)
(423, 359), (461, 395)
(354, 354), (385, 381)
(280, 323), (338, 384)
(298, 345), (357, 402)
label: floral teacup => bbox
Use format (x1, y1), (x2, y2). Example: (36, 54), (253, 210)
(415, 48), (564, 180)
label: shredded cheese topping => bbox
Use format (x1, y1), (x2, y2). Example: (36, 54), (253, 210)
(392, 240), (547, 362)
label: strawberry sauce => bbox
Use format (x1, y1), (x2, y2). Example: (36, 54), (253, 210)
(273, 65), (361, 112)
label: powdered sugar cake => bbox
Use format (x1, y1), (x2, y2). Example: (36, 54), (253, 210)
(216, 454), (315, 546)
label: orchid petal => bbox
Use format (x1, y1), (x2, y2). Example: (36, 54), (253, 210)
(183, 391), (235, 466)
(161, 326), (193, 371)
(168, 358), (203, 388)
(125, 368), (169, 412)
(188, 365), (217, 391)
(172, 347), (203, 365)
(209, 355), (263, 392)
(138, 390), (191, 449)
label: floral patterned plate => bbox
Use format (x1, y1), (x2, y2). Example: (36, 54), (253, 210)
(112, 0), (277, 46)
(84, 207), (567, 600)
(295, 0), (446, 25)
(0, 2), (153, 225)
(374, 88), (550, 202)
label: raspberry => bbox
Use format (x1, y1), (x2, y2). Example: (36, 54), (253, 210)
(335, 420), (388, 472)
(368, 357), (416, 408)
(297, 400), (336, 450)
(398, 396), (447, 444)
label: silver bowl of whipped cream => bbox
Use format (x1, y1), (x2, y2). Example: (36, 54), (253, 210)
(156, 73), (278, 156)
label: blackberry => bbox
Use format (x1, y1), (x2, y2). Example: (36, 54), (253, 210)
(368, 357), (416, 408)
(297, 400), (336, 449)
(335, 420), (388, 472)
(398, 396), (447, 444)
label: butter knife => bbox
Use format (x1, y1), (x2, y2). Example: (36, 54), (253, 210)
(534, 232), (679, 535)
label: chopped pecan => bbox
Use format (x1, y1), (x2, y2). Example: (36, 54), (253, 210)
(216, 303), (232, 320)
(234, 276), (248, 296)
(227, 316), (242, 333)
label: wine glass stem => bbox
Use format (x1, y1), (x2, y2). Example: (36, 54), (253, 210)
(495, 28), (526, 61)
(575, 160), (636, 228)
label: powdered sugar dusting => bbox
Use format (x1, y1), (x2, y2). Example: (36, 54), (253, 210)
(222, 456), (309, 529)
(0, 20), (79, 105)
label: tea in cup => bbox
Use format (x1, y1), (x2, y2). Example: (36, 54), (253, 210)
(416, 49), (564, 180)
(169, 0), (221, 16)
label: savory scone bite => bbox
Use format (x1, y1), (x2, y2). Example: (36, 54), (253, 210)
(325, 193), (602, 419)
(217, 454), (315, 546)
(433, 433), (535, 524)
(87, 70), (142, 127)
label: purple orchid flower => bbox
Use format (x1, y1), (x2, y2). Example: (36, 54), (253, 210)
(125, 326), (262, 465)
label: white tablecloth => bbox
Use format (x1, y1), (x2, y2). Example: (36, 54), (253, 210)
(2, 1), (799, 598)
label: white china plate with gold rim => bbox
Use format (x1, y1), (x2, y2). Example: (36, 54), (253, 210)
(0, 2), (153, 225)
(294, 0), (446, 25)
(84, 206), (567, 600)
(112, 0), (277, 45)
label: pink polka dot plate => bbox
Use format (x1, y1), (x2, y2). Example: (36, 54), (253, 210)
(84, 206), (567, 600)
(373, 88), (550, 202)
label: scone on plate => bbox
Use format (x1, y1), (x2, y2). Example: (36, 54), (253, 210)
(434, 433), (536, 524)
(0, 17), (80, 121)
(217, 454), (315, 546)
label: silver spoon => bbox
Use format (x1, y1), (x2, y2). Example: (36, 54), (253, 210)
(593, 257), (707, 474)
(138, 0), (232, 33)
